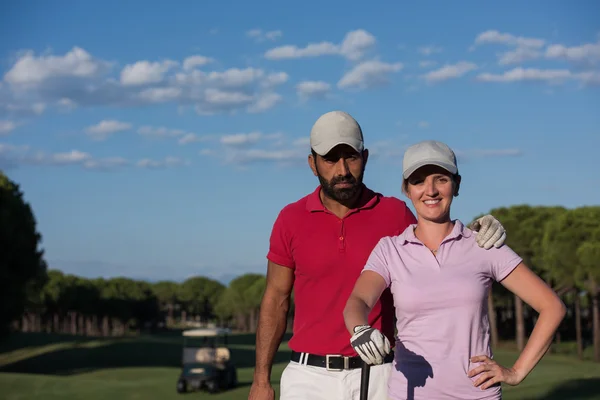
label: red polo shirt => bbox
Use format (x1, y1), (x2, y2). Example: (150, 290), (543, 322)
(267, 185), (417, 356)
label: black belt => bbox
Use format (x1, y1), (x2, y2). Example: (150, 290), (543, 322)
(290, 350), (394, 371)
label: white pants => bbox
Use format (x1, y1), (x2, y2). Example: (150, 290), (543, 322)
(280, 360), (392, 400)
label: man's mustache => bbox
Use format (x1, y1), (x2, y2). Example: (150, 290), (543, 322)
(330, 175), (357, 185)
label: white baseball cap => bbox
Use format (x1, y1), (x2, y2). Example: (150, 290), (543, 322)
(309, 111), (364, 156)
(402, 140), (458, 179)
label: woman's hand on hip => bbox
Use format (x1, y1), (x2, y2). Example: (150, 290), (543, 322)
(468, 355), (523, 390)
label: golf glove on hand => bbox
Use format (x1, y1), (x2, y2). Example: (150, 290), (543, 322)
(350, 325), (391, 365)
(469, 215), (507, 250)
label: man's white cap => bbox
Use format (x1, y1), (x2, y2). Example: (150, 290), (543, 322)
(309, 111), (364, 156)
(402, 140), (458, 179)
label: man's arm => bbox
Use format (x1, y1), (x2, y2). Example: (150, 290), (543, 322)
(253, 260), (294, 385)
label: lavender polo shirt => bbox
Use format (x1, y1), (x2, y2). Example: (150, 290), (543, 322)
(363, 220), (522, 400)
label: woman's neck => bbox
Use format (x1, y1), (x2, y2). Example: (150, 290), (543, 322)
(414, 217), (454, 252)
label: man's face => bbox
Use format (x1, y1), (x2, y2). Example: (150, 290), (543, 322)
(309, 144), (368, 202)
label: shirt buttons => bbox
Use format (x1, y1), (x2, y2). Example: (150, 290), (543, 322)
(339, 236), (344, 240)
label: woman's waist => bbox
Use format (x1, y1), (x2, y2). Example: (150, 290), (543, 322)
(393, 340), (492, 366)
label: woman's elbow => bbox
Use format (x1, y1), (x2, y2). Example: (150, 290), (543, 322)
(546, 295), (567, 322)
(557, 298), (567, 320)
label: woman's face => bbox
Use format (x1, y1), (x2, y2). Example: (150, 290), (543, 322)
(405, 165), (457, 223)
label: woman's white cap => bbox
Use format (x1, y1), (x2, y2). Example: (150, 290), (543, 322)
(402, 140), (458, 179)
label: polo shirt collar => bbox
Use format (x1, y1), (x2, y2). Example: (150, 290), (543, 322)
(398, 219), (472, 246)
(306, 184), (380, 213)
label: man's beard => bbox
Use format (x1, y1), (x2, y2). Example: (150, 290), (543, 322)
(317, 169), (364, 202)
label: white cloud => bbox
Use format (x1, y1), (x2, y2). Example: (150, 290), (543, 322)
(498, 47), (542, 65)
(265, 42), (338, 60)
(264, 29), (376, 61)
(418, 46), (442, 56)
(247, 92), (283, 113)
(194, 89), (254, 115)
(419, 60), (437, 68)
(262, 72), (289, 87)
(178, 133), (214, 145)
(247, 29), (283, 42)
(57, 98), (77, 111)
(292, 137), (310, 147)
(477, 67), (574, 83)
(2, 47), (287, 116)
(1, 102), (47, 118)
(137, 125), (186, 138)
(577, 71), (600, 85)
(172, 67), (286, 114)
(474, 30), (545, 48)
(176, 67), (266, 88)
(183, 55), (214, 71)
(198, 131), (303, 166)
(0, 48), (289, 118)
(82, 157), (129, 170)
(85, 119), (132, 140)
(52, 150), (92, 164)
(221, 131), (263, 146)
(137, 156), (188, 168)
(0, 120), (16, 135)
(0, 142), (187, 170)
(418, 121), (429, 129)
(338, 60), (404, 90)
(3, 47), (111, 86)
(224, 149), (305, 165)
(545, 40), (600, 64)
(473, 30), (546, 65)
(296, 80), (331, 100)
(137, 87), (183, 103)
(220, 131), (282, 147)
(120, 60), (178, 86)
(422, 62), (477, 83)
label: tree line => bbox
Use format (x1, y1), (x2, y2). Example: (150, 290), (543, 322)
(1, 170), (599, 362)
(477, 205), (600, 362)
(14, 269), (275, 337)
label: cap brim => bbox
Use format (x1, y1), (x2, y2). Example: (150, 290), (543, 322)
(403, 160), (457, 179)
(312, 140), (363, 156)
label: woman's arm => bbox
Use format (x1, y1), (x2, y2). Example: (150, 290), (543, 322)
(470, 262), (566, 389)
(343, 270), (389, 335)
(500, 263), (566, 380)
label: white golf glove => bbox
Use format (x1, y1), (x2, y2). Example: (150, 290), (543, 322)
(350, 325), (391, 365)
(469, 215), (507, 250)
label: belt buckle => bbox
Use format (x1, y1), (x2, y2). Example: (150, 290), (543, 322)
(325, 354), (349, 371)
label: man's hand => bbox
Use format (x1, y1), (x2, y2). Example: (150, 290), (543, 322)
(469, 215), (507, 250)
(350, 325), (391, 365)
(248, 381), (275, 400)
(468, 355), (523, 390)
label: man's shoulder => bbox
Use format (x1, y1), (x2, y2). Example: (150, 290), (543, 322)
(273, 190), (315, 224)
(377, 193), (410, 209)
(278, 192), (312, 214)
(368, 190), (412, 215)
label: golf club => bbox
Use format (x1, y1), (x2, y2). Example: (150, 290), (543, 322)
(360, 361), (371, 400)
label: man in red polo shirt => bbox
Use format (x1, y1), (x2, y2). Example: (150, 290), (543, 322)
(248, 111), (507, 400)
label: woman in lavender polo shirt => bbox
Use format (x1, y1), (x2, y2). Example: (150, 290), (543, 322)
(343, 140), (566, 400)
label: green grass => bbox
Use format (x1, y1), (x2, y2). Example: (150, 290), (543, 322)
(1, 332), (599, 399)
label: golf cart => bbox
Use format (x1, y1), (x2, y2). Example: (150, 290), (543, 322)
(176, 327), (237, 394)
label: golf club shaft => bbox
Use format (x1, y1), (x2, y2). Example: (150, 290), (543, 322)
(360, 362), (371, 400)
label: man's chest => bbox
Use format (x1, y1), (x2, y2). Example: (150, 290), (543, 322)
(290, 214), (401, 279)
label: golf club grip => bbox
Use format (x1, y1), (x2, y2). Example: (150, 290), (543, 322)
(360, 362), (371, 400)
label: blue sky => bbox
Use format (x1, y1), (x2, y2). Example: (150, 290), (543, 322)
(1, 0), (599, 284)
